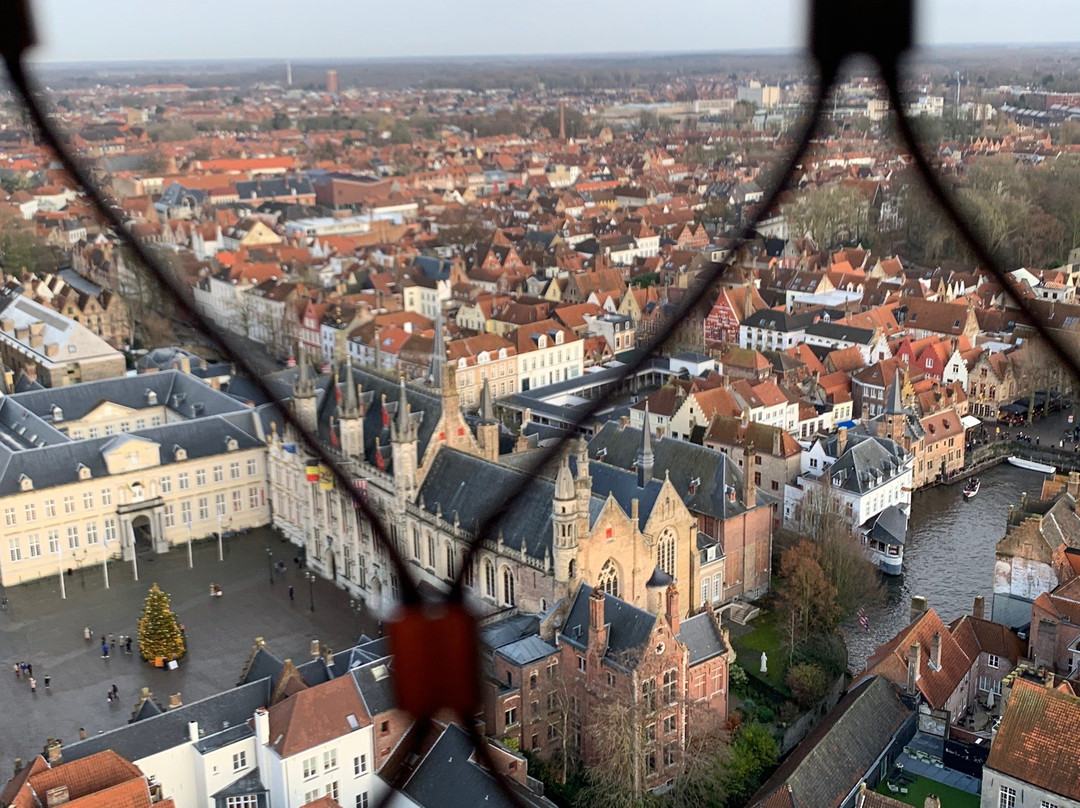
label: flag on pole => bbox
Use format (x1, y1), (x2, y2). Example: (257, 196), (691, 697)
(318, 464), (334, 491)
(283, 443), (297, 454)
(305, 464), (320, 482)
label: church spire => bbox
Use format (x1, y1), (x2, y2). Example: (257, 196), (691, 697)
(637, 403), (654, 488)
(295, 344), (315, 398)
(395, 374), (411, 437)
(884, 368), (905, 415)
(430, 307), (446, 389)
(341, 360), (360, 418)
(480, 375), (495, 424)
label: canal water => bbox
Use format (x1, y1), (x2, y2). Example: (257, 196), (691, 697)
(844, 462), (1040, 669)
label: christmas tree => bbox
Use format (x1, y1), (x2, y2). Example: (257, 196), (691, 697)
(137, 583), (187, 663)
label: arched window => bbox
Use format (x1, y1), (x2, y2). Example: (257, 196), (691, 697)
(445, 542), (456, 579)
(568, 558), (576, 580)
(411, 525), (420, 560)
(657, 529), (677, 578)
(502, 567), (516, 607)
(484, 559), (496, 598)
(464, 556), (475, 590)
(598, 559), (620, 599)
(426, 532), (436, 568)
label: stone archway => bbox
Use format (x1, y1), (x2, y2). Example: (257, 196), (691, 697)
(132, 515), (154, 550)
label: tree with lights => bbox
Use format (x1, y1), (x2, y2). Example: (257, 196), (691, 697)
(137, 583), (186, 663)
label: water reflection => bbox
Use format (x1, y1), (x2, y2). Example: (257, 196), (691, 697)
(844, 463), (1036, 668)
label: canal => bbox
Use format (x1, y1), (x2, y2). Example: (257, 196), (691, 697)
(844, 462), (1043, 669)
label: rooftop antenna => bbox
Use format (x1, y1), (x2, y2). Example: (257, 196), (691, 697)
(286, 61), (292, 87)
(559, 101), (566, 142)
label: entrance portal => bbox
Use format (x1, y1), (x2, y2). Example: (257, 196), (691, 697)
(132, 515), (153, 550)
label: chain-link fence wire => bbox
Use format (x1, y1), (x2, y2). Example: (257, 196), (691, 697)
(5, 1), (1080, 804)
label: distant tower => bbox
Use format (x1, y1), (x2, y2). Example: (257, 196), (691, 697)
(338, 361), (364, 459)
(390, 376), (419, 501)
(326, 69), (338, 95)
(552, 453), (579, 601)
(476, 376), (499, 463)
(292, 347), (317, 435)
(286, 61), (292, 87)
(559, 100), (566, 142)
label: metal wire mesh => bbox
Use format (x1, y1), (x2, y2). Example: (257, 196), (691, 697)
(4, 1), (1079, 804)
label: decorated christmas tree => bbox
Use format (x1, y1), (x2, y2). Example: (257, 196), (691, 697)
(137, 583), (186, 663)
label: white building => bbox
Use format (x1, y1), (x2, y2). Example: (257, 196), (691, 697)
(509, 319), (583, 392)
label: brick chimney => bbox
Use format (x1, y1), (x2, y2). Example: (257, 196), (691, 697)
(1069, 471), (1080, 499)
(837, 425), (848, 456)
(743, 445), (756, 508)
(45, 739), (62, 765)
(588, 587), (608, 655)
(907, 642), (921, 694)
(930, 631), (942, 669)
(910, 595), (928, 624)
(665, 584), (680, 635)
(973, 595), (985, 620)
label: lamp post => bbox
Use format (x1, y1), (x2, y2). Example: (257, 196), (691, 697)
(306, 571), (315, 612)
(75, 548), (87, 588)
(216, 513), (223, 562)
(267, 547), (274, 585)
(349, 598), (360, 638)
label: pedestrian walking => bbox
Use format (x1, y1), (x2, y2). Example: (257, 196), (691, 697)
(83, 627), (91, 642)
(101, 642), (109, 659)
(28, 677), (35, 694)
(12, 663), (19, 678)
(78, 728), (87, 740)
(108, 633), (114, 648)
(288, 585), (294, 601)
(111, 684), (118, 699)
(43, 675), (50, 690)
(19, 662), (27, 676)
(106, 691), (113, 703)
(26, 663), (32, 677)
(1, 596), (8, 610)
(100, 635), (105, 647)
(125, 637), (133, 655)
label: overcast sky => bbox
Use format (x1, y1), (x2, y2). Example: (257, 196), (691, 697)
(28, 0), (1080, 63)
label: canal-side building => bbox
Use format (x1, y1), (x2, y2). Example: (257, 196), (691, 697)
(0, 370), (269, 587)
(784, 427), (913, 532)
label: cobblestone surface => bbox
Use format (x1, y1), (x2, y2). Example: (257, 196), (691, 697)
(0, 527), (380, 768)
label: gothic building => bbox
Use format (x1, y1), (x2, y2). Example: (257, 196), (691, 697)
(267, 353), (703, 618)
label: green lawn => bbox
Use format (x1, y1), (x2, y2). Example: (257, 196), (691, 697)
(730, 610), (788, 692)
(877, 773), (979, 808)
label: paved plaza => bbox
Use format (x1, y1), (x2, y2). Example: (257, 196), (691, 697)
(0, 527), (380, 768)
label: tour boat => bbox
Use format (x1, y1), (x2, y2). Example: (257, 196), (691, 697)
(963, 478), (980, 499)
(1006, 457), (1056, 474)
(864, 505), (907, 576)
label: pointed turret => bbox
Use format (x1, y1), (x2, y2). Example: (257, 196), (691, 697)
(292, 345), (317, 433)
(555, 453), (576, 501)
(553, 452), (579, 600)
(884, 368), (905, 415)
(637, 403), (655, 488)
(341, 361), (360, 419)
(480, 376), (495, 424)
(476, 376), (500, 463)
(395, 375), (410, 436)
(390, 375), (418, 501)
(430, 307), (446, 389)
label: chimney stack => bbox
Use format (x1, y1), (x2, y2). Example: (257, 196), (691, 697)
(1069, 471), (1080, 499)
(837, 426), (848, 456)
(665, 584), (680, 635)
(743, 445), (756, 508)
(45, 740), (62, 765)
(254, 707), (270, 746)
(588, 587), (608, 655)
(910, 595), (928, 624)
(973, 595), (985, 620)
(931, 631), (942, 669)
(187, 721), (199, 743)
(907, 642), (921, 694)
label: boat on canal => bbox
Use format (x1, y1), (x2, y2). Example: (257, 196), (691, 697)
(863, 505), (907, 576)
(1006, 456), (1056, 474)
(963, 477), (980, 499)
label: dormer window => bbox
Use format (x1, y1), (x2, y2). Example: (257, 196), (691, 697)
(19, 474), (32, 491)
(51, 405), (62, 422)
(146, 389), (157, 405)
(225, 437), (238, 452)
(173, 445), (187, 462)
(76, 463), (91, 481)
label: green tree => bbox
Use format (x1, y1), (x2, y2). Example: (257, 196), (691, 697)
(137, 583), (186, 662)
(786, 662), (828, 707)
(720, 723), (778, 808)
(0, 229), (60, 276)
(776, 540), (842, 656)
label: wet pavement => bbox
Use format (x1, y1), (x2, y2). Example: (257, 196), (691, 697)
(0, 528), (380, 769)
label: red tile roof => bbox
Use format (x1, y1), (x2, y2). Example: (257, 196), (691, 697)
(267, 673), (371, 758)
(986, 678), (1080, 800)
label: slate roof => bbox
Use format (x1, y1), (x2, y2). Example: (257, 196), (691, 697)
(589, 422), (754, 521)
(749, 676), (912, 808)
(495, 636), (559, 667)
(677, 612), (728, 666)
(416, 448), (605, 561)
(805, 321), (875, 344)
(351, 659), (397, 716)
(986, 678), (1080, 800)
(401, 724), (555, 808)
(210, 767), (266, 800)
(560, 584), (657, 665)
(238, 646), (286, 687)
(821, 433), (908, 497)
(60, 678), (271, 763)
(868, 505), (907, 546)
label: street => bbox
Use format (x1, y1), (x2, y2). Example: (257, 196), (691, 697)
(0, 527), (380, 767)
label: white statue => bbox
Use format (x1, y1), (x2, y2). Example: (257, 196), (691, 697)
(760, 651), (768, 674)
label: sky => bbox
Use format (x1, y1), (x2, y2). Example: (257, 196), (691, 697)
(28, 0), (1080, 64)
